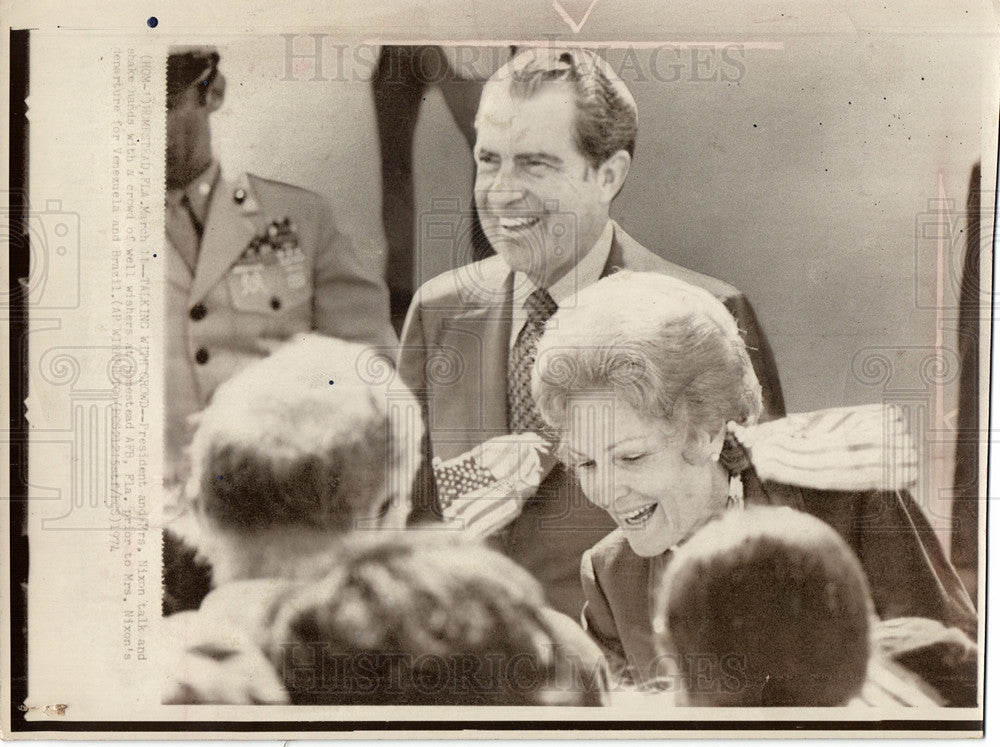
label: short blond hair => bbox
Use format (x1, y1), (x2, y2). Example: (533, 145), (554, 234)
(183, 335), (422, 580)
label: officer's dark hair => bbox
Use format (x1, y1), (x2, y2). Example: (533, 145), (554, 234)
(167, 49), (220, 107)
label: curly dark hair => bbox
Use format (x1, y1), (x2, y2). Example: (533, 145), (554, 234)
(268, 531), (606, 706)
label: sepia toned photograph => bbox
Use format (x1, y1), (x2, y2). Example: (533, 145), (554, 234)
(3, 0), (996, 739)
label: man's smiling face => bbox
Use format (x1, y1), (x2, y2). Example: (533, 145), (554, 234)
(473, 81), (609, 289)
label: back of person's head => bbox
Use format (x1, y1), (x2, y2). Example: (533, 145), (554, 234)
(182, 335), (422, 583)
(873, 616), (979, 707)
(653, 507), (872, 706)
(481, 46), (637, 169)
(266, 531), (605, 706)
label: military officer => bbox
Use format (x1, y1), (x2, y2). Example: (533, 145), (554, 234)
(164, 47), (397, 485)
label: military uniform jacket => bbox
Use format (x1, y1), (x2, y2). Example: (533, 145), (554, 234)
(166, 170), (396, 481)
(398, 223), (785, 618)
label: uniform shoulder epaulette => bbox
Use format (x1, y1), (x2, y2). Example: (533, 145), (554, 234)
(243, 171), (317, 198)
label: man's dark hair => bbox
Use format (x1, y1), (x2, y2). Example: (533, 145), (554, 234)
(655, 507), (872, 707)
(483, 47), (638, 170)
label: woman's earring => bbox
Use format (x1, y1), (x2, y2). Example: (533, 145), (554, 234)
(727, 475), (745, 510)
(710, 451), (720, 462)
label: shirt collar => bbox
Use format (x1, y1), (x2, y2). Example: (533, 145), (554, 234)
(513, 219), (614, 307)
(167, 161), (220, 225)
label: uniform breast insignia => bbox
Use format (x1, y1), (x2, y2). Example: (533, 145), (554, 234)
(238, 218), (300, 262)
(267, 218), (308, 290)
(229, 218), (309, 307)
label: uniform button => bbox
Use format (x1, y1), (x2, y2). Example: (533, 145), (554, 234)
(189, 303), (207, 321)
(270, 297), (282, 310)
(233, 188), (246, 205)
(195, 348), (210, 365)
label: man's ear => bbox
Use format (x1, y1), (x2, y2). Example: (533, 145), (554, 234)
(596, 149), (631, 203)
(205, 72), (226, 113)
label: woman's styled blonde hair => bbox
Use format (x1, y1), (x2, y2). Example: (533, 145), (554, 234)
(532, 271), (763, 447)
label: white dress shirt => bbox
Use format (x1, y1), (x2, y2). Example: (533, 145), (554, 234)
(509, 219), (614, 348)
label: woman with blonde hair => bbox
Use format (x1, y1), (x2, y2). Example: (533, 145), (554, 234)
(532, 271), (976, 696)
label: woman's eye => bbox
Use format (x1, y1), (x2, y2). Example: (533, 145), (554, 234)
(619, 453), (647, 464)
(574, 460), (596, 472)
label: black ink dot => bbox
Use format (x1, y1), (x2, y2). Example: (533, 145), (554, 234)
(752, 124), (757, 128)
(218, 475), (224, 480)
(152, 253), (157, 257)
(329, 380), (334, 385)
(147, 17), (158, 28)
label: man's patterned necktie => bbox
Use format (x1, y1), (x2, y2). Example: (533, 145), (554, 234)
(507, 287), (558, 436)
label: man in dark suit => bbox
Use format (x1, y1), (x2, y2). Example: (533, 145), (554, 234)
(398, 47), (783, 618)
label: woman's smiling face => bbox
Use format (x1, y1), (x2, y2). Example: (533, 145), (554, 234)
(564, 396), (728, 557)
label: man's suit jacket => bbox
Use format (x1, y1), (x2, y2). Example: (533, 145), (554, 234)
(398, 223), (784, 618)
(166, 171), (396, 483)
(582, 466), (978, 689)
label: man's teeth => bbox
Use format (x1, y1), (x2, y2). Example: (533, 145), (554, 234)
(622, 504), (657, 526)
(498, 216), (540, 229)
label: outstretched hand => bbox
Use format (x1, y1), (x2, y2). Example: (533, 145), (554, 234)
(434, 433), (558, 536)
